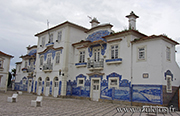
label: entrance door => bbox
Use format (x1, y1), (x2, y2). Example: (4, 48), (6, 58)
(28, 80), (32, 93)
(45, 77), (50, 96)
(38, 78), (42, 95)
(53, 77), (59, 97)
(92, 80), (100, 101)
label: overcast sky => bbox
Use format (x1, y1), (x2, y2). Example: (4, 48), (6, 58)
(1, 0), (180, 71)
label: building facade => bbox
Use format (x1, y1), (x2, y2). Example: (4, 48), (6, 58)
(14, 11), (180, 106)
(0, 51), (13, 92)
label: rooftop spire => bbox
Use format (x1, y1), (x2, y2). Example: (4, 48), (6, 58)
(126, 11), (139, 30)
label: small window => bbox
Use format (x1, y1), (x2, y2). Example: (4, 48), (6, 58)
(0, 60), (3, 68)
(23, 79), (26, 85)
(166, 75), (172, 93)
(47, 54), (51, 65)
(108, 77), (119, 89)
(49, 33), (53, 43)
(79, 51), (85, 63)
(56, 52), (60, 64)
(42, 37), (45, 47)
(57, 31), (62, 42)
(54, 77), (59, 87)
(19, 65), (21, 72)
(25, 61), (27, 68)
(40, 56), (43, 66)
(77, 78), (84, 87)
(138, 46), (146, 60)
(79, 80), (83, 84)
(166, 47), (170, 61)
(110, 79), (117, 85)
(111, 45), (118, 59)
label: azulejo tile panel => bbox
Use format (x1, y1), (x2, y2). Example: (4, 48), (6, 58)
(132, 85), (163, 104)
(86, 30), (110, 42)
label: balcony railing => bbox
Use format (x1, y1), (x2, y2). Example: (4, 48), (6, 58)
(43, 63), (53, 72)
(87, 59), (104, 70)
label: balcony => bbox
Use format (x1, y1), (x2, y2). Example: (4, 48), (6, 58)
(87, 59), (104, 71)
(43, 63), (53, 72)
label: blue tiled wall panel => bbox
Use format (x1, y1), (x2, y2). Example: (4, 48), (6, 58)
(132, 85), (163, 104)
(114, 87), (130, 101)
(59, 81), (61, 95)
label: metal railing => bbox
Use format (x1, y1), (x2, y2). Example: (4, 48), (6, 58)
(43, 63), (53, 71)
(87, 58), (104, 68)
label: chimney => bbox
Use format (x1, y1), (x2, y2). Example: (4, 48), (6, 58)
(126, 11), (139, 30)
(90, 17), (100, 28)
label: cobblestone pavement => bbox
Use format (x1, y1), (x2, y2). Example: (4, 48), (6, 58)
(0, 91), (180, 116)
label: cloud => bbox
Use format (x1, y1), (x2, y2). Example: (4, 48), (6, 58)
(1, 0), (180, 70)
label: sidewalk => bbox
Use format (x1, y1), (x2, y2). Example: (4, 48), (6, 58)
(0, 91), (180, 116)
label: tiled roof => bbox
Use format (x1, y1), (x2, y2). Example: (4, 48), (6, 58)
(103, 29), (147, 38)
(0, 51), (14, 58)
(132, 35), (179, 45)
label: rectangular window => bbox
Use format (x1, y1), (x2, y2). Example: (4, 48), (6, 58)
(79, 51), (85, 63)
(77, 78), (84, 87)
(111, 45), (118, 59)
(138, 46), (146, 60)
(166, 76), (172, 93)
(42, 37), (45, 47)
(56, 52), (60, 64)
(40, 56), (43, 66)
(57, 31), (62, 42)
(166, 47), (170, 61)
(25, 61), (27, 68)
(47, 54), (51, 65)
(23, 79), (26, 85)
(108, 77), (119, 89)
(0, 60), (3, 68)
(49, 33), (53, 43)
(19, 65), (21, 72)
(110, 79), (117, 85)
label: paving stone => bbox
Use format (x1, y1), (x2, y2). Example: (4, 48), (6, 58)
(1, 91), (180, 116)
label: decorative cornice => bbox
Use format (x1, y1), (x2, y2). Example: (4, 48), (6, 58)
(86, 72), (105, 76)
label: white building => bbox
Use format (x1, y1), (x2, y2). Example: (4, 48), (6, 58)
(0, 51), (13, 92)
(15, 11), (180, 106)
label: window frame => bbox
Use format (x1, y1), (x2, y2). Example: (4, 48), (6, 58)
(137, 46), (146, 61)
(108, 77), (119, 89)
(49, 33), (53, 43)
(166, 75), (172, 93)
(79, 50), (85, 63)
(55, 52), (60, 64)
(47, 54), (52, 65)
(166, 46), (171, 61)
(110, 44), (119, 59)
(40, 55), (44, 66)
(77, 78), (85, 87)
(0, 59), (4, 68)
(42, 37), (45, 47)
(57, 31), (62, 42)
